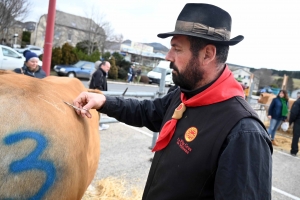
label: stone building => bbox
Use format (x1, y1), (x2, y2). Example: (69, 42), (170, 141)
(31, 10), (105, 49)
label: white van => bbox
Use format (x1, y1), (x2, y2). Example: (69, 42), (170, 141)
(147, 60), (174, 86)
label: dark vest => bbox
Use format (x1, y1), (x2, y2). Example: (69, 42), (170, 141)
(143, 90), (263, 200)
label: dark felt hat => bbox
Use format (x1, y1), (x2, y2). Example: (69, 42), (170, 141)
(157, 3), (243, 45)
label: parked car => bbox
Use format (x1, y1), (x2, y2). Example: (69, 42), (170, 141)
(0, 45), (43, 70)
(147, 60), (174, 86)
(14, 45), (44, 56)
(0, 45), (24, 70)
(54, 61), (95, 79)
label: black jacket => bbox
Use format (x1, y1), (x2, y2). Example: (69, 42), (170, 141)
(290, 98), (300, 125)
(89, 68), (107, 91)
(99, 89), (273, 199)
(14, 65), (46, 79)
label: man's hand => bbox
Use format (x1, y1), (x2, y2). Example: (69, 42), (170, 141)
(73, 92), (106, 118)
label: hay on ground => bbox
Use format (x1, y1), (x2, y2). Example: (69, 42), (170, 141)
(82, 177), (143, 200)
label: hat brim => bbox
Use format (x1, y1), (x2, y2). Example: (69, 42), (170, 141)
(157, 30), (244, 46)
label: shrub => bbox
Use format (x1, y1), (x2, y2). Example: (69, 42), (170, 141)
(140, 75), (149, 84)
(108, 57), (118, 79)
(51, 47), (62, 68)
(61, 43), (78, 65)
(118, 67), (127, 80)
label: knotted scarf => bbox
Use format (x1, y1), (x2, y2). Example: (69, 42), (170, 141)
(280, 98), (288, 117)
(152, 66), (245, 152)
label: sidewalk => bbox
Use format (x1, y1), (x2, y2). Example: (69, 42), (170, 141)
(92, 122), (154, 191)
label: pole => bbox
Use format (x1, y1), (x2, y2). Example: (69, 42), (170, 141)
(282, 74), (288, 90)
(247, 74), (254, 103)
(150, 68), (167, 149)
(42, 0), (56, 76)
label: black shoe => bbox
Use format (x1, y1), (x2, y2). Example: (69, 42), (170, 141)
(291, 153), (297, 156)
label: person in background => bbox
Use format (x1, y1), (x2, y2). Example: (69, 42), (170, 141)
(289, 91), (300, 156)
(14, 50), (46, 78)
(88, 60), (101, 87)
(89, 61), (111, 131)
(127, 65), (134, 83)
(136, 67), (142, 83)
(267, 89), (289, 145)
(89, 61), (111, 91)
(73, 3), (272, 199)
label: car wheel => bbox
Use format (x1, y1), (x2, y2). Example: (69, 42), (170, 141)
(67, 72), (75, 78)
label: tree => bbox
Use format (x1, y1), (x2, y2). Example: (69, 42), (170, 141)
(61, 43), (78, 65)
(253, 68), (273, 88)
(73, 48), (101, 62)
(76, 40), (98, 54)
(108, 57), (118, 79)
(82, 7), (123, 54)
(272, 76), (294, 91)
(0, 0), (30, 35)
(51, 47), (63, 68)
(21, 30), (30, 46)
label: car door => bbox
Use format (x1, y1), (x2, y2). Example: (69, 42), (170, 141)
(0, 46), (24, 70)
(77, 62), (93, 79)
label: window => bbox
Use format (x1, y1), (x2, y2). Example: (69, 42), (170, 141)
(82, 63), (93, 69)
(68, 33), (72, 41)
(54, 30), (60, 39)
(2, 47), (20, 58)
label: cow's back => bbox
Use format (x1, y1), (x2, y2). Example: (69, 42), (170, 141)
(0, 73), (100, 200)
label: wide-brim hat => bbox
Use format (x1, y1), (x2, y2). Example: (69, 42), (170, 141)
(157, 3), (243, 46)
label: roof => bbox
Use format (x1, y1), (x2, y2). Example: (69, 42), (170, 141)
(231, 68), (252, 75)
(120, 45), (166, 59)
(42, 10), (105, 35)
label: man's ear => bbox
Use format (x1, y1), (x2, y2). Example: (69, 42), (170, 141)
(202, 45), (216, 65)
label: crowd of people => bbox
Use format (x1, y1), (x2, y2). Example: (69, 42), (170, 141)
(127, 65), (142, 83)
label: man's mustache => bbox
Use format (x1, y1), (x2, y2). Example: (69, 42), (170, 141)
(170, 62), (179, 72)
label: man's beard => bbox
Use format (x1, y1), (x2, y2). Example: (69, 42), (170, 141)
(170, 56), (204, 90)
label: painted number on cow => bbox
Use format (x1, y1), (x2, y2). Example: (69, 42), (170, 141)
(3, 131), (56, 200)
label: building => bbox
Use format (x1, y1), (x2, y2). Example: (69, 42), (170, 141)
(31, 10), (105, 49)
(104, 40), (167, 67)
(228, 63), (259, 94)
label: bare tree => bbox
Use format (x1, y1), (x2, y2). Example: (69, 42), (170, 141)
(80, 7), (123, 55)
(253, 68), (273, 88)
(0, 0), (31, 35)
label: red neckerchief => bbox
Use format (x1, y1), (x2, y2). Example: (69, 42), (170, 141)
(152, 65), (245, 152)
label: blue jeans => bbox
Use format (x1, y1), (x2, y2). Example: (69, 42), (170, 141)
(268, 118), (282, 140)
(127, 75), (132, 82)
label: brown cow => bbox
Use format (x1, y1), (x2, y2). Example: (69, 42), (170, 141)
(0, 71), (100, 199)
(258, 92), (296, 110)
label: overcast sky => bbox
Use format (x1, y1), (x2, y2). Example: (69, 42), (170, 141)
(24, 0), (300, 71)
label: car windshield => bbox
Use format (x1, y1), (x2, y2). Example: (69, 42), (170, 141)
(74, 61), (86, 68)
(152, 67), (165, 73)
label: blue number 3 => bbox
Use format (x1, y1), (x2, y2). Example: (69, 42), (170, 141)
(4, 131), (56, 200)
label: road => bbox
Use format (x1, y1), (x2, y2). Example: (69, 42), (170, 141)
(81, 80), (300, 200)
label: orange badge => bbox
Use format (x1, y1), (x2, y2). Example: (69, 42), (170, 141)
(184, 127), (198, 142)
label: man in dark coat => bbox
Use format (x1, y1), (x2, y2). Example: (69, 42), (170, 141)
(290, 92), (300, 156)
(73, 4), (272, 199)
(89, 61), (111, 91)
(89, 61), (111, 131)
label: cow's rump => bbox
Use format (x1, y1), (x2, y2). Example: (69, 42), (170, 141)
(0, 72), (100, 200)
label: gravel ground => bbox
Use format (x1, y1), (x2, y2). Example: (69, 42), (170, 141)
(91, 122), (153, 192)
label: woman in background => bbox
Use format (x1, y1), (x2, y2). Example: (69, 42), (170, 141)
(267, 90), (289, 145)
